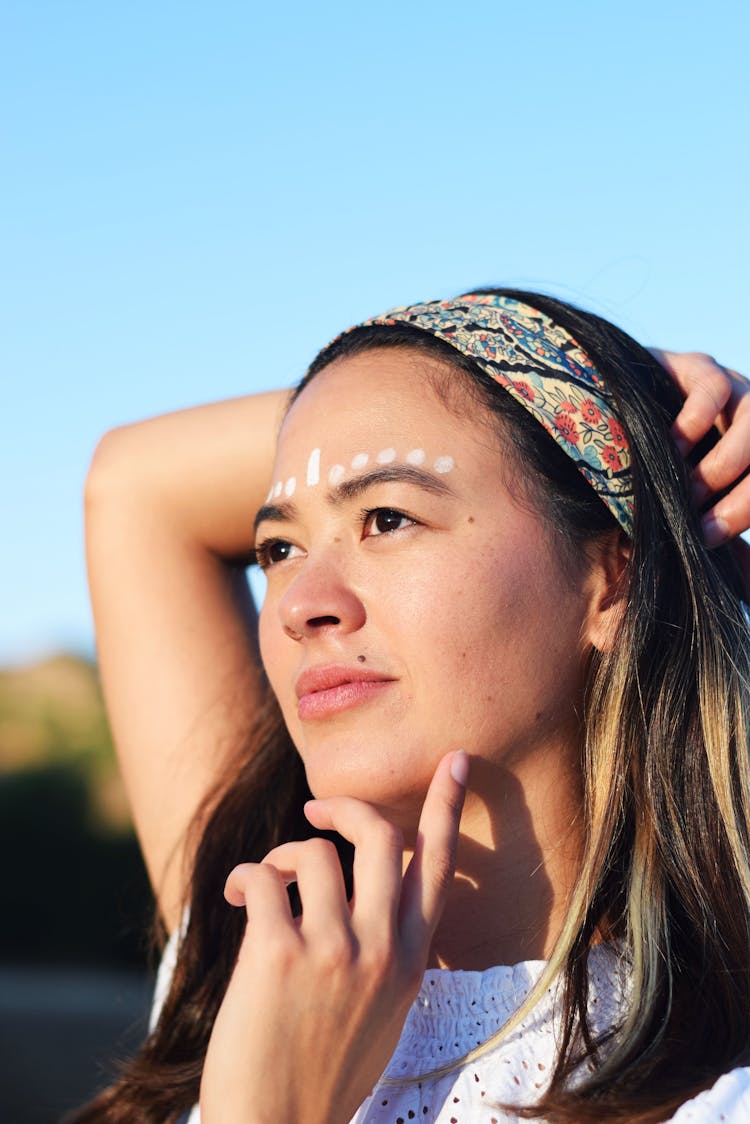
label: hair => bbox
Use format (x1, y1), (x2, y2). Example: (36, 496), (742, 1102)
(69, 290), (750, 1124)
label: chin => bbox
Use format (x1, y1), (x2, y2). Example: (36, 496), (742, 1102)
(301, 747), (431, 827)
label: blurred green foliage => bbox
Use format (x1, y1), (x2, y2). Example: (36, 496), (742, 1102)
(0, 656), (153, 969)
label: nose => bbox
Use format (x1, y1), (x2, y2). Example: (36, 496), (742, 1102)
(278, 557), (367, 641)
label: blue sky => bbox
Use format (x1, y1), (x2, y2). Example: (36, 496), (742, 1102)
(2, 0), (749, 664)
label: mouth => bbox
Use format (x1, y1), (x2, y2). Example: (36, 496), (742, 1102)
(295, 664), (397, 721)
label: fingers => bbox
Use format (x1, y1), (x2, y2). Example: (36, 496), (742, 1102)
(652, 349), (750, 548)
(300, 751), (468, 953)
(399, 750), (468, 957)
(261, 837), (351, 935)
(652, 350), (732, 454)
(702, 475), (750, 547)
(304, 797), (404, 935)
(691, 397), (750, 510)
(224, 861), (295, 937)
(223, 752), (468, 976)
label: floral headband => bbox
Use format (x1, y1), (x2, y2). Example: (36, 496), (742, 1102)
(346, 293), (634, 535)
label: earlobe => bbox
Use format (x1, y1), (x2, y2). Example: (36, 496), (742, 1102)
(583, 530), (631, 653)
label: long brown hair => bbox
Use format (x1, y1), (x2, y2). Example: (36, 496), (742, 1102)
(70, 291), (750, 1123)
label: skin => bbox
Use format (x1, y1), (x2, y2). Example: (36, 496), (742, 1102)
(199, 349), (628, 1123)
(655, 351), (750, 580)
(78, 334), (750, 1122)
(261, 357), (587, 808)
(83, 349), (750, 935)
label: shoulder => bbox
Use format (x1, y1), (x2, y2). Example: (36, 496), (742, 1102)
(668, 1067), (750, 1121)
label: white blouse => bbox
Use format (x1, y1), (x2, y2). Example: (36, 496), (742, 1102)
(150, 933), (750, 1123)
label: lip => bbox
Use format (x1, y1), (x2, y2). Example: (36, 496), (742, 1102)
(295, 664), (397, 721)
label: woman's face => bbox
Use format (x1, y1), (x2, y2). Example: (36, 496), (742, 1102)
(256, 348), (601, 824)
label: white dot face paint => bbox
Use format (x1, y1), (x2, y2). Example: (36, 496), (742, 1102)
(277, 446), (457, 499)
(306, 448), (321, 487)
(265, 486), (274, 503)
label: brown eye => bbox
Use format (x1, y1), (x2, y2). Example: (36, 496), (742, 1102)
(366, 509), (415, 537)
(255, 539), (300, 569)
(268, 540), (294, 563)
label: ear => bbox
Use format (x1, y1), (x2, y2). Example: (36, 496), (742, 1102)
(582, 530), (631, 654)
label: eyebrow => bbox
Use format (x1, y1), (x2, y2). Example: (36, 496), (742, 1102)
(253, 464), (456, 532)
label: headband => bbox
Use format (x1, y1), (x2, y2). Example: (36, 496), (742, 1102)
(343, 293), (633, 535)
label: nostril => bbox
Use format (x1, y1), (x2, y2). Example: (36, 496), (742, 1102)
(308, 615), (341, 628)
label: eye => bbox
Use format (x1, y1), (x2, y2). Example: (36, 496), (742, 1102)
(254, 538), (301, 570)
(363, 508), (417, 537)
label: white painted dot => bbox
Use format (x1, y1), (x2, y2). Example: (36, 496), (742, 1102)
(306, 447), (321, 487)
(284, 476), (296, 497)
(351, 452), (369, 471)
(273, 481), (283, 499)
(328, 464), (346, 486)
(376, 447), (396, 464)
(265, 486), (273, 503)
(433, 455), (455, 474)
(406, 448), (426, 466)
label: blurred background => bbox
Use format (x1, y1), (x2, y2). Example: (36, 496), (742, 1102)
(2, 1), (748, 1119)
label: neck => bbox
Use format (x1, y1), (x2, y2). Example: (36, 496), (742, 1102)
(416, 751), (584, 971)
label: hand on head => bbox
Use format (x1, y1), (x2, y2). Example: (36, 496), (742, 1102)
(653, 350), (750, 537)
(652, 349), (750, 593)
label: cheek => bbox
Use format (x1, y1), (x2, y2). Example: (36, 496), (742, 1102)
(257, 605), (275, 674)
(258, 605), (292, 700)
(259, 620), (305, 748)
(399, 545), (587, 730)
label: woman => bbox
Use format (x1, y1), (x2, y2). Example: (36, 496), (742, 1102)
(77, 290), (750, 1123)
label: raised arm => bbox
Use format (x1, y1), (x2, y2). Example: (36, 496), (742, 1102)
(84, 390), (289, 931)
(83, 352), (750, 936)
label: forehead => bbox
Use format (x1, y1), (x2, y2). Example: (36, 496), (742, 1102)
(277, 348), (485, 464)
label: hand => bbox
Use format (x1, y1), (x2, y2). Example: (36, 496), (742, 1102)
(651, 350), (750, 595)
(651, 350), (750, 544)
(199, 751), (469, 1124)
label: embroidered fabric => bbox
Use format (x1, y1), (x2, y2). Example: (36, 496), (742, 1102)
(337, 293), (635, 534)
(149, 932), (750, 1123)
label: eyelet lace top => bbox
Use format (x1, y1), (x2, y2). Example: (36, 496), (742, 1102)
(151, 932), (750, 1123)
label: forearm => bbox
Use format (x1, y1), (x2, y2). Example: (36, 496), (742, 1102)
(85, 389), (290, 928)
(86, 390), (290, 556)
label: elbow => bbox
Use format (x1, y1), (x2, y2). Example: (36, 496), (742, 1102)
(84, 425), (142, 515)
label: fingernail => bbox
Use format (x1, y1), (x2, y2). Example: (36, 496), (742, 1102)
(702, 515), (729, 548)
(692, 479), (710, 507)
(673, 434), (691, 457)
(450, 750), (469, 786)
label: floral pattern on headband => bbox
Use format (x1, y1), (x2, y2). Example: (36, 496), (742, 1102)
(354, 293), (634, 535)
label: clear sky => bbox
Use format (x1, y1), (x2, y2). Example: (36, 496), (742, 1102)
(2, 0), (749, 664)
